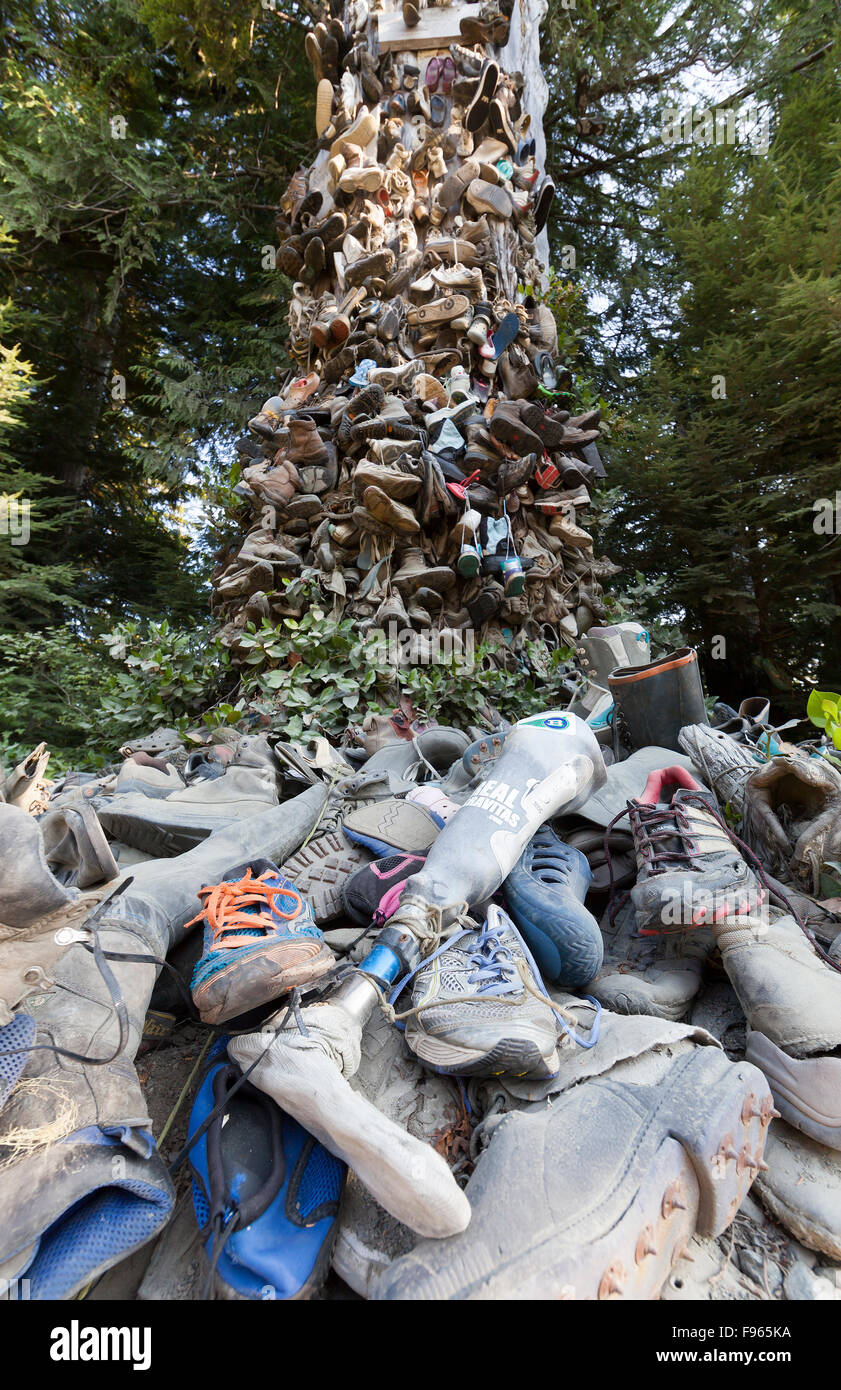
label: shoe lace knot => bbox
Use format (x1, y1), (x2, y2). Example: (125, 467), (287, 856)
(629, 801), (700, 874)
(186, 868), (301, 944)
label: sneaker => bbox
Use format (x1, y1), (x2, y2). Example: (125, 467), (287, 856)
(627, 767), (764, 935)
(188, 859), (336, 1024)
(188, 1050), (345, 1299)
(404, 904), (560, 1078)
(341, 851), (427, 925)
(503, 824), (603, 986)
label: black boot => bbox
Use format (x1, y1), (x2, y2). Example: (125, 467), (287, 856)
(608, 647), (708, 754)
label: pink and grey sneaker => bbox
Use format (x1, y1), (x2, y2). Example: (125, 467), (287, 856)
(626, 766), (764, 935)
(405, 785), (461, 827)
(340, 853), (426, 926)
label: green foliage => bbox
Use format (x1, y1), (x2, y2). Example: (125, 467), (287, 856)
(807, 690), (841, 751)
(94, 618), (231, 744)
(231, 583), (576, 741)
(0, 627), (109, 770)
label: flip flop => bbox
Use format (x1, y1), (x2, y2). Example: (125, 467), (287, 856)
(425, 55), (442, 90)
(490, 310), (521, 360)
(439, 55), (456, 94)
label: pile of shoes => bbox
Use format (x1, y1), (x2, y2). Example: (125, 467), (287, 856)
(3, 0), (841, 1310)
(211, 0), (617, 669)
(2, 644), (841, 1299)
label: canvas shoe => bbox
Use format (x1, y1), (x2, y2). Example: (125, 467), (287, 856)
(188, 860), (336, 1024)
(403, 904), (561, 1079)
(627, 766), (764, 935)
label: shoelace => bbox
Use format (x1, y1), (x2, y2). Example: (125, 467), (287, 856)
(605, 790), (841, 976)
(185, 868), (301, 944)
(628, 801), (705, 876)
(384, 910), (601, 1050)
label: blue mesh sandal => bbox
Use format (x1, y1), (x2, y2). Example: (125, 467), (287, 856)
(188, 1049), (346, 1300)
(503, 824), (604, 986)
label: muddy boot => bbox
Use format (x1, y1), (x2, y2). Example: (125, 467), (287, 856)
(0, 783), (328, 1298)
(38, 802), (120, 889)
(95, 765), (281, 857)
(741, 754), (841, 892)
(609, 647), (708, 754)
(590, 900), (707, 1022)
(0, 803), (80, 929)
(374, 1045), (773, 1299)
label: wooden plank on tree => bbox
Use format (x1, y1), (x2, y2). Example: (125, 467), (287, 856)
(376, 2), (475, 52)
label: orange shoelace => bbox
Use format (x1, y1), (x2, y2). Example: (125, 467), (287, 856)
(185, 867), (302, 945)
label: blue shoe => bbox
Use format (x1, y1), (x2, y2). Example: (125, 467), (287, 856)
(188, 1049), (346, 1300)
(503, 825), (603, 986)
(187, 858), (335, 1024)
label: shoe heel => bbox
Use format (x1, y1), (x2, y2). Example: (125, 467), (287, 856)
(658, 1048), (774, 1236)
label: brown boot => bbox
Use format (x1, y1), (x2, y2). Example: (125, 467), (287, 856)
(285, 416), (328, 467)
(363, 486), (420, 534)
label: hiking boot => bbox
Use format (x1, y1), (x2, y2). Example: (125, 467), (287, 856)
(503, 824), (603, 986)
(489, 401), (542, 456)
(354, 460), (421, 500)
(754, 1119), (841, 1260)
(590, 899), (706, 1022)
(549, 508), (593, 550)
(496, 451), (537, 495)
(39, 802), (120, 890)
(0, 802), (81, 930)
(188, 1052), (345, 1299)
(96, 765), (281, 857)
(188, 860), (336, 1024)
(432, 158), (480, 214)
(363, 485), (420, 533)
(404, 904), (561, 1078)
(465, 178), (514, 219)
(375, 1044), (774, 1299)
(285, 416), (329, 466)
(519, 401), (571, 450)
(713, 909), (841, 1060)
(677, 723), (761, 819)
(392, 547), (455, 594)
(627, 765), (764, 935)
(741, 754), (841, 891)
(344, 248), (395, 289)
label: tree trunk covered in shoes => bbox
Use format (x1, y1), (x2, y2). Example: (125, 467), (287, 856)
(212, 0), (616, 671)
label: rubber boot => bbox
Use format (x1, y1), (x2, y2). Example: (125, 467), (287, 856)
(379, 711), (606, 969)
(0, 782), (328, 1299)
(608, 647), (708, 754)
